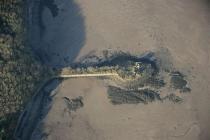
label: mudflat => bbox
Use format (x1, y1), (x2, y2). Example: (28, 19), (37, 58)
(31, 78), (200, 140)
(26, 0), (210, 140)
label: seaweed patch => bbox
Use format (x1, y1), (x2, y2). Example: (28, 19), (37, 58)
(61, 50), (191, 105)
(170, 71), (191, 93)
(107, 86), (161, 105)
(63, 96), (83, 111)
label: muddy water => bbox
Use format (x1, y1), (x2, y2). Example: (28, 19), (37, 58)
(28, 0), (86, 68)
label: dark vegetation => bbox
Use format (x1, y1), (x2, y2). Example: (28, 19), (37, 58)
(71, 51), (190, 105)
(0, 0), (50, 139)
(107, 86), (183, 105)
(71, 52), (159, 80)
(78, 51), (158, 74)
(63, 96), (84, 111)
(163, 94), (183, 103)
(126, 77), (165, 90)
(95, 52), (189, 105)
(0, 17), (14, 36)
(108, 86), (162, 104)
(170, 71), (191, 93)
(75, 51), (189, 105)
(0, 113), (19, 140)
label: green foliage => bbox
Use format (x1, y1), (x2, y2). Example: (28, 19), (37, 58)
(0, 112), (20, 140)
(0, 0), (50, 139)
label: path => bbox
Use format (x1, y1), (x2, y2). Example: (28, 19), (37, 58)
(59, 73), (118, 78)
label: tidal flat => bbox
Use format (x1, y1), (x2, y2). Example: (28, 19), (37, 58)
(13, 0), (210, 140)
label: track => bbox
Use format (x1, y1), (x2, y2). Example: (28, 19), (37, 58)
(59, 73), (118, 78)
